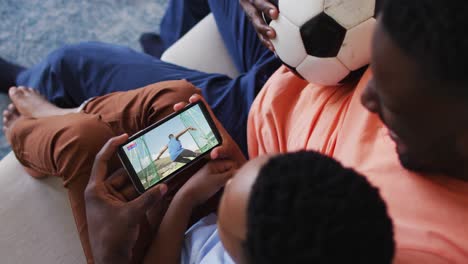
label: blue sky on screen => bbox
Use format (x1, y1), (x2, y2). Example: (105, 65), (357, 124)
(123, 105), (215, 171)
(123, 116), (197, 172)
(144, 116), (199, 159)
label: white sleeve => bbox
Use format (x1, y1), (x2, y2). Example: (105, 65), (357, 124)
(181, 213), (235, 264)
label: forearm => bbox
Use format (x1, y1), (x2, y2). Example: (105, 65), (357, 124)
(156, 147), (168, 160)
(93, 249), (130, 264)
(155, 153), (162, 160)
(143, 191), (194, 264)
(175, 128), (191, 139)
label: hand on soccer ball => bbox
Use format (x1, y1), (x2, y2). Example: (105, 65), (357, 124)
(239, 0), (278, 51)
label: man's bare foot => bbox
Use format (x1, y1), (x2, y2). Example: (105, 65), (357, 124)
(2, 103), (45, 178)
(8, 86), (78, 118)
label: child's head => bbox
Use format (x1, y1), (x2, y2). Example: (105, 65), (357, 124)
(217, 151), (395, 264)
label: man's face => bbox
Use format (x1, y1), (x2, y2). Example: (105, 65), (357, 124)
(216, 156), (271, 264)
(361, 19), (466, 175)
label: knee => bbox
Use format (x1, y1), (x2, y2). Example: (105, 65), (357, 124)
(45, 42), (107, 69)
(147, 80), (201, 107)
(54, 115), (114, 181)
(143, 80), (201, 120)
(58, 115), (114, 156)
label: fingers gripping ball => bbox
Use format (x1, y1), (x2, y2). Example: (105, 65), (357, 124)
(263, 0), (381, 86)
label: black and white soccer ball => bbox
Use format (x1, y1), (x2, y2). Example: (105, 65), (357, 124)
(264, 0), (380, 86)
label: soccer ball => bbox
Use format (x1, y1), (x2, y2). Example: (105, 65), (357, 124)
(264, 0), (380, 86)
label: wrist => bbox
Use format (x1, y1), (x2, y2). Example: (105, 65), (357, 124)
(94, 248), (130, 264)
(175, 187), (199, 209)
(91, 232), (132, 264)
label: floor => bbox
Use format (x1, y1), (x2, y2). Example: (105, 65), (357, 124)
(0, 0), (168, 159)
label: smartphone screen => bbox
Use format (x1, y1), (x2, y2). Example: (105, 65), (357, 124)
(118, 102), (222, 192)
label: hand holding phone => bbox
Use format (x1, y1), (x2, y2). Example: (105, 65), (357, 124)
(173, 94), (247, 165)
(118, 101), (223, 193)
(86, 134), (167, 263)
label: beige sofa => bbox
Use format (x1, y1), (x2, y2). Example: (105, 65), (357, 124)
(0, 14), (239, 263)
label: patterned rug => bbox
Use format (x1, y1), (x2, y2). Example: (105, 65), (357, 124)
(0, 0), (168, 159)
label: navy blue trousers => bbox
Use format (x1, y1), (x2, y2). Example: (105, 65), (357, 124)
(15, 0), (281, 155)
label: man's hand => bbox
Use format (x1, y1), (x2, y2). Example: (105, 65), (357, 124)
(178, 160), (236, 207)
(173, 94), (247, 167)
(188, 126), (197, 131)
(85, 134), (168, 264)
(240, 0), (279, 51)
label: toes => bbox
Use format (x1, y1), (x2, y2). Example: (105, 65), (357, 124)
(9, 86), (26, 100)
(2, 104), (19, 123)
(17, 86), (28, 95)
(9, 86), (25, 98)
(8, 86), (18, 97)
(3, 109), (11, 123)
(7, 103), (19, 115)
(27, 87), (37, 94)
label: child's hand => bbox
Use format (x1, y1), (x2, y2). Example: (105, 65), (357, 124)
(178, 160), (236, 207)
(173, 94), (247, 167)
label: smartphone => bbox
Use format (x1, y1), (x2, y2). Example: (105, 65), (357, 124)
(118, 101), (223, 193)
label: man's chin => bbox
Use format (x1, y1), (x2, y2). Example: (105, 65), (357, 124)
(397, 151), (440, 174)
(398, 153), (422, 172)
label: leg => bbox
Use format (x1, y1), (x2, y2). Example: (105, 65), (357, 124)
(174, 157), (192, 164)
(0, 58), (25, 93)
(207, 0), (279, 73)
(7, 86), (77, 118)
(159, 0), (210, 50)
(4, 81), (204, 263)
(180, 148), (198, 158)
(8, 114), (115, 263)
(158, 0), (279, 73)
(16, 42), (216, 108)
(149, 0), (280, 75)
(81, 80), (201, 136)
(174, 149), (198, 164)
(140, 0), (210, 58)
(16, 42), (279, 154)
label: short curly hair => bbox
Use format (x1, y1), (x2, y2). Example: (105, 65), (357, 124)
(382, 0), (468, 98)
(245, 151), (395, 264)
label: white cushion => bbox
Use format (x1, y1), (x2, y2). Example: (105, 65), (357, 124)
(0, 152), (86, 264)
(161, 14), (240, 79)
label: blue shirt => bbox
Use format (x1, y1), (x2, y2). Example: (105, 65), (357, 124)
(168, 137), (183, 161)
(181, 214), (234, 264)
